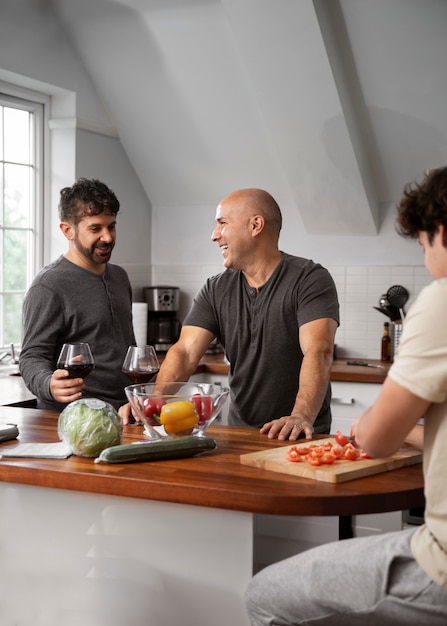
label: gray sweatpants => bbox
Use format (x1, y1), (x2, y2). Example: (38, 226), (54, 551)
(245, 528), (447, 625)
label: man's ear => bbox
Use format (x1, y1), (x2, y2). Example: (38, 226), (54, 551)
(250, 214), (265, 236)
(59, 221), (74, 240)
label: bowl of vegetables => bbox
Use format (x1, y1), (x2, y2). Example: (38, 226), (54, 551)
(124, 381), (230, 438)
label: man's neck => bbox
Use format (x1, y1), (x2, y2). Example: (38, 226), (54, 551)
(64, 250), (106, 275)
(243, 251), (282, 290)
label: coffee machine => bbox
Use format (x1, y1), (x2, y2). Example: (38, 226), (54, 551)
(144, 286), (181, 352)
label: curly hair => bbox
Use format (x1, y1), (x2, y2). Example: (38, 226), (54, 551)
(58, 178), (120, 225)
(396, 167), (447, 244)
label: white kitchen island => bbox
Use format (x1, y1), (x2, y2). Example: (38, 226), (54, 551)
(0, 406), (423, 626)
(0, 483), (252, 626)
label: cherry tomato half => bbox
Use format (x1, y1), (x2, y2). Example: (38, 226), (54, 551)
(286, 446), (302, 462)
(309, 445), (325, 457)
(335, 430), (350, 447)
(306, 454), (322, 466)
(297, 445), (311, 455)
(344, 445), (360, 461)
(332, 446), (345, 458)
(320, 451), (336, 465)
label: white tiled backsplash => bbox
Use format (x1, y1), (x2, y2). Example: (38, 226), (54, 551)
(126, 263), (431, 361)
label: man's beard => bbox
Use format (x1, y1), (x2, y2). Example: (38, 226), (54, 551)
(74, 236), (114, 265)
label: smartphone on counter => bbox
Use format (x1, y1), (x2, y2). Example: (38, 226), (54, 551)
(0, 423), (19, 442)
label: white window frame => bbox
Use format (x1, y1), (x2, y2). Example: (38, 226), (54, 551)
(0, 82), (49, 351)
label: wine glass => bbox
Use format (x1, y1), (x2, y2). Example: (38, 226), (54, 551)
(122, 345), (159, 384)
(57, 343), (95, 379)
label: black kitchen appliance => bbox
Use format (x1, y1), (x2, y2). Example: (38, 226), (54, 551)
(144, 286), (181, 352)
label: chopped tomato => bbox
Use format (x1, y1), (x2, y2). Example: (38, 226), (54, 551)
(297, 446), (311, 455)
(344, 445), (360, 461)
(285, 436), (372, 467)
(306, 454), (322, 466)
(286, 446), (303, 462)
(309, 446), (325, 457)
(332, 446), (345, 458)
(335, 430), (350, 447)
(320, 451), (336, 465)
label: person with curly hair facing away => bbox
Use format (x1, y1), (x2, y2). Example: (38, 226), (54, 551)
(245, 168), (447, 626)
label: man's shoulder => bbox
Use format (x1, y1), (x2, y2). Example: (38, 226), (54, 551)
(30, 256), (69, 284)
(106, 262), (130, 276)
(105, 262), (131, 285)
(207, 268), (237, 283)
(24, 257), (74, 303)
(199, 269), (238, 291)
(281, 252), (321, 270)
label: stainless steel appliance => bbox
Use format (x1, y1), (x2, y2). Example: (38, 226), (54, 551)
(144, 286), (181, 352)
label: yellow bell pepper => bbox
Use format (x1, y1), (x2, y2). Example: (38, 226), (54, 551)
(160, 401), (199, 435)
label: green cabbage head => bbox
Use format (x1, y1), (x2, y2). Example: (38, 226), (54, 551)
(58, 398), (123, 457)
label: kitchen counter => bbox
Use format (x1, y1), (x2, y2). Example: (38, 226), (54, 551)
(329, 358), (390, 384)
(0, 406), (422, 625)
(0, 406), (419, 515)
(0, 355), (390, 408)
(195, 354), (391, 384)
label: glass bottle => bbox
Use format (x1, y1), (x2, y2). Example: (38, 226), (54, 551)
(381, 322), (391, 362)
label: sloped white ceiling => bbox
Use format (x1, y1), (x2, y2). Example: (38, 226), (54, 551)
(52, 0), (447, 235)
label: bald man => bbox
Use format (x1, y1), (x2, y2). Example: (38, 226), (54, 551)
(122, 189), (339, 441)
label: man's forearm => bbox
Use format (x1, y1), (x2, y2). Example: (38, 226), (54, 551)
(156, 345), (199, 383)
(291, 351), (333, 424)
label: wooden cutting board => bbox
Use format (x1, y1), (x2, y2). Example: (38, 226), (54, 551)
(240, 438), (422, 483)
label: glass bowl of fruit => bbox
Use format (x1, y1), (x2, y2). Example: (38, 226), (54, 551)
(124, 381), (230, 438)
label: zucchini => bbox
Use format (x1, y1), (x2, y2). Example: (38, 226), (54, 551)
(95, 435), (217, 464)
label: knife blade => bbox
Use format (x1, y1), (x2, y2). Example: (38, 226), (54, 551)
(347, 435), (360, 448)
(347, 360), (387, 369)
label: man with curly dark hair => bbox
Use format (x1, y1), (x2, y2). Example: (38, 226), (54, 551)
(396, 167), (447, 242)
(245, 167), (447, 625)
(19, 178), (135, 411)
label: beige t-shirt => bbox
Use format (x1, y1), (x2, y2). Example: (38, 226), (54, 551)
(388, 278), (447, 590)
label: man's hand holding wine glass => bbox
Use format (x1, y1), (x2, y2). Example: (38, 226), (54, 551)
(51, 343), (95, 404)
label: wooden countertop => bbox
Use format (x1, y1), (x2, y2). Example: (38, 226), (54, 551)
(196, 354), (391, 384)
(0, 406), (423, 517)
(329, 358), (390, 383)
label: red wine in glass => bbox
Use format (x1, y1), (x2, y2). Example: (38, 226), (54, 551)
(57, 343), (95, 379)
(64, 362), (94, 379)
(122, 367), (159, 384)
(122, 346), (159, 385)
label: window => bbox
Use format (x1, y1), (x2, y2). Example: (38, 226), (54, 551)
(0, 90), (44, 349)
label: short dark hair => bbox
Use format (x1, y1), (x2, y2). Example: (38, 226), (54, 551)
(58, 178), (120, 225)
(396, 167), (447, 244)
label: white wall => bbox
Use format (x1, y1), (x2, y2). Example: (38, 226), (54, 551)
(74, 129), (152, 296)
(0, 0), (152, 299)
(0, 0), (431, 359)
(152, 198), (421, 267)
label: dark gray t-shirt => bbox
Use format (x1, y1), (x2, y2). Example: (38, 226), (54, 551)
(19, 255), (135, 411)
(184, 253), (339, 431)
